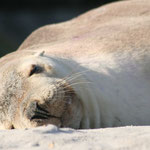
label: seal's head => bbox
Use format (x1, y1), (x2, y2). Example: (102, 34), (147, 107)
(0, 51), (83, 129)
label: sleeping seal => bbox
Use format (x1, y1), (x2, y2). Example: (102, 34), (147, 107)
(0, 0), (150, 129)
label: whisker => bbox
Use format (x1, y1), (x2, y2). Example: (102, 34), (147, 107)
(56, 76), (87, 91)
(65, 70), (90, 83)
(54, 96), (73, 99)
(56, 70), (89, 88)
(62, 70), (89, 81)
(54, 84), (92, 96)
(64, 82), (92, 88)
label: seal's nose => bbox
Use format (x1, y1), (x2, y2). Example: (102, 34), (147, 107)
(25, 101), (61, 122)
(24, 100), (63, 127)
(26, 101), (50, 121)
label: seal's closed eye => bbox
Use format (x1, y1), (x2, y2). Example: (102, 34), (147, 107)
(29, 65), (43, 76)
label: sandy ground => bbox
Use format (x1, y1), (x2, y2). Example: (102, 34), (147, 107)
(0, 125), (150, 150)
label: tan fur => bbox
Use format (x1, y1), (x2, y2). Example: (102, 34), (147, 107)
(1, 0), (150, 129)
(18, 0), (150, 58)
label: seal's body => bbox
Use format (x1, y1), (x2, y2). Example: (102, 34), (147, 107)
(0, 0), (150, 129)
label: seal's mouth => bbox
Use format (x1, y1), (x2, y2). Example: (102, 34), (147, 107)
(19, 81), (83, 129)
(29, 102), (61, 121)
(24, 84), (76, 128)
(25, 99), (65, 127)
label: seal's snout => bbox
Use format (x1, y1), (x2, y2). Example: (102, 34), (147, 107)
(24, 82), (74, 126)
(23, 81), (83, 128)
(25, 100), (62, 127)
(26, 101), (51, 121)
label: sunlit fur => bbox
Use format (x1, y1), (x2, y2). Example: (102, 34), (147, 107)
(0, 0), (150, 129)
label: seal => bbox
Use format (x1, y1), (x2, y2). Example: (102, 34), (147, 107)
(0, 51), (84, 129)
(1, 0), (150, 129)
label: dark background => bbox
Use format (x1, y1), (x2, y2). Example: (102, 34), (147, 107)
(0, 0), (119, 57)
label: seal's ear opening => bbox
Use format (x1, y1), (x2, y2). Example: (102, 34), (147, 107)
(34, 51), (45, 57)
